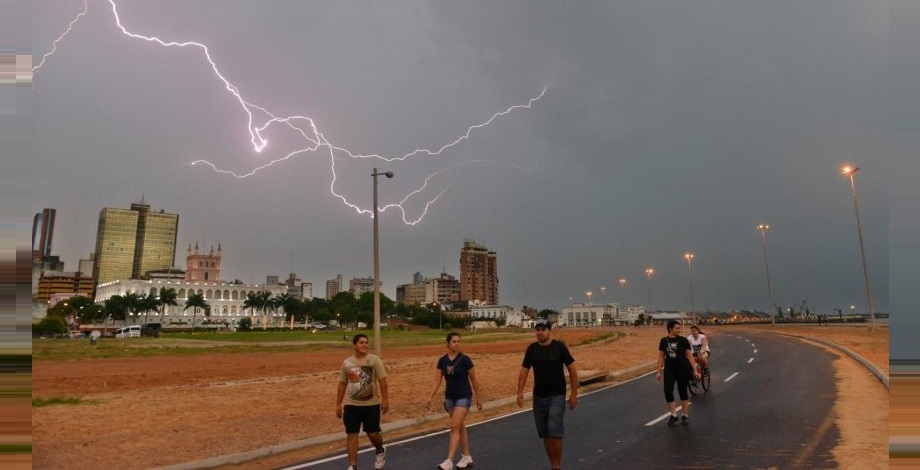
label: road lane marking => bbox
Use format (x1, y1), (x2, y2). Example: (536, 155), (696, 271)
(645, 405), (686, 426)
(748, 358), (754, 364)
(753, 349), (757, 354)
(724, 372), (739, 382)
(751, 343), (756, 348)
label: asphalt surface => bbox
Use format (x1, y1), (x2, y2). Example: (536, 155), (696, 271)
(285, 331), (838, 469)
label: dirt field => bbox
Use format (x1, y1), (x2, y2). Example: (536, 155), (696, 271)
(30, 324), (888, 469)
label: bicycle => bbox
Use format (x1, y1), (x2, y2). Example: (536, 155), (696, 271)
(688, 358), (711, 395)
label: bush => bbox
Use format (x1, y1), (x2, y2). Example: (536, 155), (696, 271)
(33, 317), (68, 336)
(237, 317), (252, 331)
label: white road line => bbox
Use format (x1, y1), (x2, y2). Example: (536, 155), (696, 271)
(751, 343), (756, 348)
(753, 349), (757, 354)
(724, 372), (740, 382)
(645, 405), (686, 426)
(745, 339), (751, 342)
(747, 358), (754, 364)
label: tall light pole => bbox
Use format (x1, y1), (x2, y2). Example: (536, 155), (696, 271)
(645, 268), (654, 311)
(841, 166), (875, 323)
(372, 168), (394, 356)
(585, 290), (593, 304)
(618, 278), (627, 305)
(600, 285), (607, 304)
(756, 224), (776, 325)
(684, 253), (695, 320)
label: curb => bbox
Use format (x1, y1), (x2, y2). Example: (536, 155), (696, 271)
(155, 360), (659, 470)
(745, 329), (888, 390)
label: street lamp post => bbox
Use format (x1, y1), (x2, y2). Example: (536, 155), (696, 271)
(585, 290), (593, 305)
(372, 168), (394, 356)
(684, 253), (696, 321)
(756, 224), (776, 325)
(841, 166), (875, 323)
(618, 278), (627, 306)
(645, 268), (654, 311)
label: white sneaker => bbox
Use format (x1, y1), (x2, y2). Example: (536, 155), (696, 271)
(437, 458), (454, 470)
(456, 454), (474, 468)
(374, 447), (386, 469)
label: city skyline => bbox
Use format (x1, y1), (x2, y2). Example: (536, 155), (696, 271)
(24, 1), (889, 314)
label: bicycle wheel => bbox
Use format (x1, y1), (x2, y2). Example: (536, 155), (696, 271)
(701, 367), (711, 392)
(688, 377), (700, 396)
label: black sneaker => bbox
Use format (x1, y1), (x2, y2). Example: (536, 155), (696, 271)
(681, 415), (690, 425)
(667, 415), (679, 427)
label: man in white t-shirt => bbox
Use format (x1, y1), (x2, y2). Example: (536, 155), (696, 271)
(336, 334), (389, 470)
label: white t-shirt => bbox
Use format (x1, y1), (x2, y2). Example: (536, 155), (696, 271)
(688, 333), (710, 355)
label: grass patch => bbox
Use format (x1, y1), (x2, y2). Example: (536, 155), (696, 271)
(32, 396), (96, 407)
(0, 444), (31, 453)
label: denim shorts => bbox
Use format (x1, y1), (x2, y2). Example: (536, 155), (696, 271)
(532, 395), (566, 439)
(444, 397), (472, 411)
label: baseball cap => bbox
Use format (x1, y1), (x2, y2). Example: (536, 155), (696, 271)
(534, 318), (551, 330)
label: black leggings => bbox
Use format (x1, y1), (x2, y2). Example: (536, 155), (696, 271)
(663, 368), (689, 402)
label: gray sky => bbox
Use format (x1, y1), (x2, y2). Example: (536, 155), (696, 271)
(25, 0), (889, 317)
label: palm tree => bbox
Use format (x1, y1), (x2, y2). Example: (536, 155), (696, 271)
(104, 295), (128, 326)
(122, 292), (141, 325)
(138, 293), (159, 325)
(274, 293), (299, 328)
(184, 292), (209, 330)
(243, 291), (272, 328)
(157, 288), (178, 323)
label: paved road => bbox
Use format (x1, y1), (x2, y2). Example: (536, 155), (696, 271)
(287, 331), (838, 469)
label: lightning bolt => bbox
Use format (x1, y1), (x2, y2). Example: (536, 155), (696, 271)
(32, 0), (89, 73)
(35, 0), (546, 224)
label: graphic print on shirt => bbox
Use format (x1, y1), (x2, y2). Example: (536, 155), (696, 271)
(666, 339), (680, 359)
(344, 360), (375, 401)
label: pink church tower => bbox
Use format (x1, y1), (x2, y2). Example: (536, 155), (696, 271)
(185, 242), (222, 282)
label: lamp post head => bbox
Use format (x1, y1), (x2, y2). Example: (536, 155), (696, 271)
(384, 171), (394, 178)
(757, 224), (769, 231)
(684, 253), (694, 261)
(841, 165), (860, 175)
(646, 267), (654, 276)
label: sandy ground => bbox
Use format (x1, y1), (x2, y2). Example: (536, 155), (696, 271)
(30, 324), (888, 469)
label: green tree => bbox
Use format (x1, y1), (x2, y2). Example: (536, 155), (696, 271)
(245, 291), (273, 329)
(157, 288), (179, 323)
(34, 316), (68, 336)
(184, 292), (209, 330)
(122, 292), (142, 324)
(238, 317), (252, 331)
(273, 293), (300, 326)
(138, 293), (160, 325)
(103, 295), (129, 325)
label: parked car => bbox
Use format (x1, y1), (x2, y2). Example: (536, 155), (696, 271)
(140, 323), (162, 338)
(115, 325), (141, 338)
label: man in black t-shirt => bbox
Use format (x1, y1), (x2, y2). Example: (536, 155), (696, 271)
(656, 320), (700, 426)
(517, 318), (578, 470)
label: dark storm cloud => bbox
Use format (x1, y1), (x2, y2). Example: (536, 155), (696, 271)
(28, 0), (888, 317)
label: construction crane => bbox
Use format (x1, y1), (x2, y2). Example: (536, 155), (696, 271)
(790, 300), (809, 318)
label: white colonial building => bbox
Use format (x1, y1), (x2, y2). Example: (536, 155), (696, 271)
(470, 305), (524, 327)
(94, 278), (288, 326)
(559, 303), (647, 327)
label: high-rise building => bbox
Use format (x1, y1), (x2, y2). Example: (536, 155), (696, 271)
(32, 208), (56, 261)
(460, 240), (498, 305)
(93, 200), (179, 285)
(131, 202), (179, 279)
(325, 274), (343, 300)
(349, 277), (375, 297)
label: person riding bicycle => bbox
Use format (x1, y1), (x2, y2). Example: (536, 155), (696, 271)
(687, 325), (710, 373)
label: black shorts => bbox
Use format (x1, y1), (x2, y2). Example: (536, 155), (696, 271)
(343, 404), (381, 434)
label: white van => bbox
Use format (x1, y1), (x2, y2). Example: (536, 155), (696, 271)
(115, 325), (141, 338)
